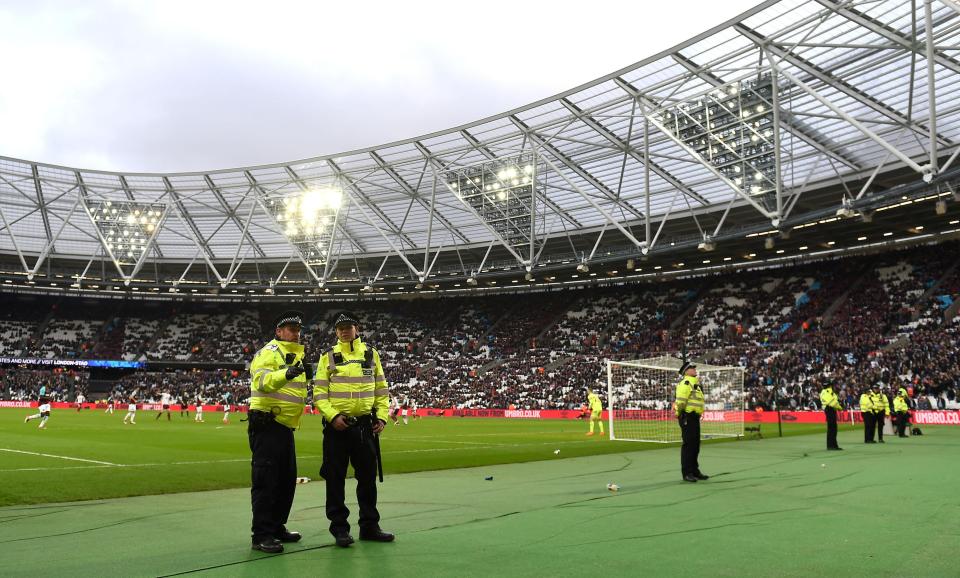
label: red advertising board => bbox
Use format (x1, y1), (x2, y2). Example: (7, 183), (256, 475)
(5, 401), (959, 425)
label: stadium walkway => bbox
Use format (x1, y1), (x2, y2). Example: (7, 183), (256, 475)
(2, 429), (957, 577)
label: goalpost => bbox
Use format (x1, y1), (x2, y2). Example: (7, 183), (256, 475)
(606, 355), (744, 443)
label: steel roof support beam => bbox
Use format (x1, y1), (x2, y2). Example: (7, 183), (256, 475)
(247, 171), (324, 285)
(925, 0), (940, 173)
(558, 97), (711, 207)
(415, 141), (529, 269)
(765, 50), (928, 176)
(164, 177), (226, 286)
(30, 165), (54, 254)
(338, 187), (423, 281)
(940, 0), (960, 17)
(123, 205), (171, 283)
(814, 0), (960, 76)
(459, 130), (584, 230)
(737, 23), (951, 149)
(278, 167), (367, 254)
(29, 194), (82, 281)
(423, 175), (436, 276)
(0, 204), (30, 275)
(222, 199), (257, 287)
(203, 176), (266, 258)
(509, 115), (647, 223)
(163, 177), (217, 259)
(369, 151), (472, 246)
(616, 79), (777, 221)
(118, 175), (163, 258)
(325, 161), (418, 251)
(644, 117), (651, 247)
(535, 148), (644, 249)
(769, 54), (785, 218)
(672, 53), (861, 171)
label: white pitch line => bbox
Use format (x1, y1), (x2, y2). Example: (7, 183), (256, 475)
(0, 447), (118, 466)
(389, 437), (504, 446)
(0, 455), (326, 473)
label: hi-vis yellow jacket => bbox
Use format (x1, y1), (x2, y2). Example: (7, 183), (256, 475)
(249, 339), (308, 429)
(894, 395), (909, 413)
(872, 392), (890, 415)
(675, 376), (704, 416)
(859, 392), (874, 413)
(313, 337), (389, 422)
(820, 387), (842, 411)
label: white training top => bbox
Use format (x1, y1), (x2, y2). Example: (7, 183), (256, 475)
(161, 393), (173, 405)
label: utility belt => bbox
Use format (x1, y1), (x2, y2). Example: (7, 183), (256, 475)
(247, 409), (293, 431)
(323, 413), (374, 429)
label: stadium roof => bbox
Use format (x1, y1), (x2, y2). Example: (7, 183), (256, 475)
(1, 0), (959, 297)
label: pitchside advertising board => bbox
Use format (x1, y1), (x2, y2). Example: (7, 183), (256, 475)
(2, 402), (959, 424)
(0, 357), (145, 368)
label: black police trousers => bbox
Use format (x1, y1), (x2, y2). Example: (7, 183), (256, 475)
(679, 413), (701, 477)
(863, 411), (875, 442)
(249, 415), (297, 542)
(896, 411), (909, 437)
(825, 407), (839, 449)
(320, 418), (381, 535)
(876, 412), (885, 441)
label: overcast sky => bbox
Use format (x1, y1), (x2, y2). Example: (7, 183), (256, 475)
(0, 0), (761, 173)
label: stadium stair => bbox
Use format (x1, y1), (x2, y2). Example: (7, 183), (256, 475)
(477, 357), (508, 376)
(943, 299), (960, 323)
(144, 312), (174, 358)
(910, 258), (960, 321)
(821, 272), (869, 328)
(31, 302), (59, 346)
(669, 280), (712, 331)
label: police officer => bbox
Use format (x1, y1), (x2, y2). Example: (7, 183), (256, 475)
(894, 387), (910, 438)
(314, 312), (394, 547)
(675, 361), (707, 483)
(820, 380), (843, 451)
(872, 383), (889, 443)
(247, 310), (309, 553)
(859, 386), (876, 443)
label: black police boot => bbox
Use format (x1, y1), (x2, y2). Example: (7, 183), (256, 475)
(682, 474), (698, 483)
(276, 530), (302, 543)
(359, 527), (395, 542)
(252, 537), (284, 553)
(333, 533), (355, 547)
(694, 472), (709, 480)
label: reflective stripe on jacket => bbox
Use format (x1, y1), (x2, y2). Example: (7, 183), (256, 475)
(675, 376), (704, 415)
(249, 339), (307, 429)
(820, 387), (842, 411)
(893, 396), (909, 413)
(313, 337), (389, 422)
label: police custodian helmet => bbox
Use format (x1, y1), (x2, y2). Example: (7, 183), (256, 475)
(274, 310), (305, 329)
(334, 311), (360, 328)
(678, 360), (697, 376)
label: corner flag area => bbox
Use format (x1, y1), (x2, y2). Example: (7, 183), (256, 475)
(1, 410), (957, 577)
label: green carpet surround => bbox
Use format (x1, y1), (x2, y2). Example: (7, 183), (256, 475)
(1, 409), (955, 577)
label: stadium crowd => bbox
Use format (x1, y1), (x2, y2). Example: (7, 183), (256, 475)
(1, 242), (958, 411)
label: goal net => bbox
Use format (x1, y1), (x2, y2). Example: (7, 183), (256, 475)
(607, 355), (744, 443)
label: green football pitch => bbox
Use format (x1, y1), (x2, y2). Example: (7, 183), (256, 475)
(0, 408), (956, 577)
